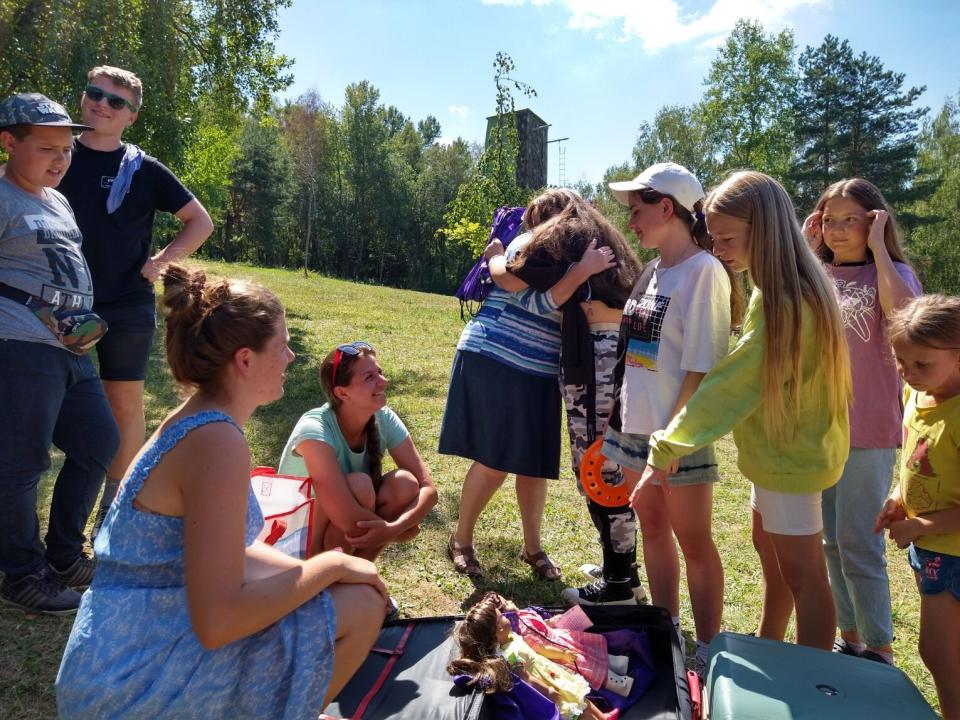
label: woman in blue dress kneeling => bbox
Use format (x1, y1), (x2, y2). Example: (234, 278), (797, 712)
(56, 264), (386, 719)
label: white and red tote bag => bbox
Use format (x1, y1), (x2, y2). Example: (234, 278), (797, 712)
(250, 466), (314, 559)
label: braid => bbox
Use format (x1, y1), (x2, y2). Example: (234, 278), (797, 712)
(364, 414), (382, 491)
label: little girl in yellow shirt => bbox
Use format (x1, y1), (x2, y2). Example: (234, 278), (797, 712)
(876, 294), (960, 719)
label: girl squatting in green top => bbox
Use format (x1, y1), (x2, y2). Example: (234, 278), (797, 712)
(632, 171), (852, 651)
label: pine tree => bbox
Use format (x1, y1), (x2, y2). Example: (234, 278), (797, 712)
(791, 35), (927, 211)
(790, 36), (855, 209)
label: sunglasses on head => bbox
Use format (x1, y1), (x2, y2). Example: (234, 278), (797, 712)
(84, 85), (137, 112)
(332, 341), (373, 385)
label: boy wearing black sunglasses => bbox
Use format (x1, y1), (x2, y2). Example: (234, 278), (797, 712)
(57, 66), (214, 536)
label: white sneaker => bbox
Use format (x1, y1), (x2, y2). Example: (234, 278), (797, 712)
(579, 564), (648, 603)
(605, 669), (634, 697)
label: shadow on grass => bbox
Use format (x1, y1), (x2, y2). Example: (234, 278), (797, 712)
(387, 367), (450, 399)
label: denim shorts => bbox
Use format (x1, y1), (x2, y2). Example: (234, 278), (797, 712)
(601, 426), (719, 485)
(909, 544), (960, 600)
(94, 302), (156, 381)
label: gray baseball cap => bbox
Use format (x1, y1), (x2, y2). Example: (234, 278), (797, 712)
(0, 93), (92, 131)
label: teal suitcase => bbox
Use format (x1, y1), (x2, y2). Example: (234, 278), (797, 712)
(706, 632), (936, 719)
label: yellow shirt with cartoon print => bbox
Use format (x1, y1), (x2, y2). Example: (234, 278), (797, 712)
(898, 386), (960, 556)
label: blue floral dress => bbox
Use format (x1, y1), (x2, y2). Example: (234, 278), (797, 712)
(56, 411), (337, 719)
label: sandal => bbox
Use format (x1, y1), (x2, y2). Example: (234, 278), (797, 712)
(448, 534), (482, 577)
(521, 548), (562, 581)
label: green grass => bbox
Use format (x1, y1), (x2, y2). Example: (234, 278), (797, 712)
(0, 260), (938, 717)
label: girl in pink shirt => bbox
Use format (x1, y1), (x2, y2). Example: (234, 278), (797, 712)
(803, 178), (921, 664)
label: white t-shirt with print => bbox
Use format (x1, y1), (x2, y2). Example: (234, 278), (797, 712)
(620, 251), (732, 435)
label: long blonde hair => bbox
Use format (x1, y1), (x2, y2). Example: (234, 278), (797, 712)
(704, 171), (851, 441)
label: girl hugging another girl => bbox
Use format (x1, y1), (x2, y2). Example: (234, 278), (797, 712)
(505, 195), (644, 608)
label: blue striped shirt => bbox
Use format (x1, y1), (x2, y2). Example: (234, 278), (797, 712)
(457, 283), (562, 378)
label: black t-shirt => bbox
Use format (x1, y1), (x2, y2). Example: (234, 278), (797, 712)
(58, 140), (193, 307)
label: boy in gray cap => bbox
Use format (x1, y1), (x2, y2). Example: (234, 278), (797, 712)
(0, 93), (119, 614)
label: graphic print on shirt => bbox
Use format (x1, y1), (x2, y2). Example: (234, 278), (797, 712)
(905, 435), (937, 512)
(24, 213), (92, 305)
(907, 436), (936, 478)
(623, 292), (670, 372)
(834, 278), (877, 342)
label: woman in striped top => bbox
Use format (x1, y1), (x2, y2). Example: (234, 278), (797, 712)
(440, 189), (615, 580)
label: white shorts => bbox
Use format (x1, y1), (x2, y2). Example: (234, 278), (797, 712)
(750, 485), (823, 536)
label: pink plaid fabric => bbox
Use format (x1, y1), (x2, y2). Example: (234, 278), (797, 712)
(517, 609), (609, 690)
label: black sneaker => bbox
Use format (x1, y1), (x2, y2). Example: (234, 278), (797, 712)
(561, 578), (638, 606)
(0, 565), (82, 616)
(50, 554), (96, 588)
(579, 563), (648, 603)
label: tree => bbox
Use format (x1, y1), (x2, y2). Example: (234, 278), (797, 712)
(441, 52), (536, 258)
(791, 35), (928, 210)
(412, 139), (475, 290)
(417, 115), (441, 146)
(790, 36), (856, 208)
(700, 19), (797, 179)
(0, 0), (293, 167)
(280, 90), (336, 275)
(178, 111), (241, 259)
(341, 81), (393, 279)
(632, 104), (720, 188)
(905, 97), (960, 294)
(225, 117), (295, 266)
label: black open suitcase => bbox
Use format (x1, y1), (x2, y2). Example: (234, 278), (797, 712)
(326, 604), (698, 720)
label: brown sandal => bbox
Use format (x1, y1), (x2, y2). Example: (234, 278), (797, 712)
(520, 548), (562, 581)
(448, 534), (482, 577)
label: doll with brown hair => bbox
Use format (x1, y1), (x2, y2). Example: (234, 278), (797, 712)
(449, 592), (625, 720)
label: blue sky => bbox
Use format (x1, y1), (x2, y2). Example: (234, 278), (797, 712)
(276, 0), (958, 186)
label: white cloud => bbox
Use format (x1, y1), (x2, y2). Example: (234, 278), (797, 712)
(483, 0), (828, 51)
(448, 105), (471, 117)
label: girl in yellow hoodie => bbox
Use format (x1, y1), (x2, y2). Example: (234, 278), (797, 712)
(630, 171), (851, 650)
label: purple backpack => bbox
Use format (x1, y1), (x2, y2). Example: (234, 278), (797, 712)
(454, 205), (525, 317)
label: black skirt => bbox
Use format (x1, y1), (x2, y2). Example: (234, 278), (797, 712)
(438, 350), (562, 478)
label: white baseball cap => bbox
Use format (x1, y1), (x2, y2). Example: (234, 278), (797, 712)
(608, 162), (705, 214)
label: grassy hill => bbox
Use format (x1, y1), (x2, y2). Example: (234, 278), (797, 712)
(0, 261), (937, 717)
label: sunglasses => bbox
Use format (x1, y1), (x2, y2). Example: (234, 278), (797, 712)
(331, 341), (373, 385)
(84, 85), (138, 112)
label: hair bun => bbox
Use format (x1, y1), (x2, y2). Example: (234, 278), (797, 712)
(161, 264), (206, 322)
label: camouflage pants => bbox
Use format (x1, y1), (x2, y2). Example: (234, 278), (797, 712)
(561, 328), (637, 581)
